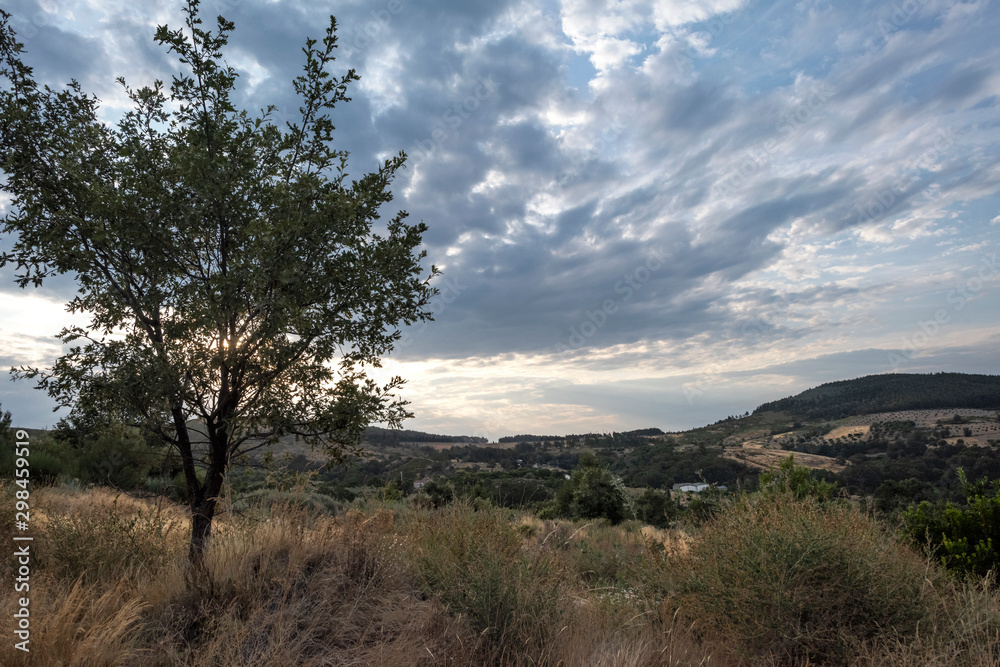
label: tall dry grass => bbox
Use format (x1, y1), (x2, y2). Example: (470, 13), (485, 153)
(1, 483), (473, 666)
(2, 481), (1000, 665)
(141, 505), (471, 666)
(668, 492), (1000, 666)
(0, 579), (147, 667)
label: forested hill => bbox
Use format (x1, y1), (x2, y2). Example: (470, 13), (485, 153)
(363, 426), (487, 445)
(753, 373), (1000, 420)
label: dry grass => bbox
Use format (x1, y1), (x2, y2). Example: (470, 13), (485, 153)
(141, 506), (472, 666)
(671, 493), (971, 665)
(3, 481), (1000, 665)
(726, 445), (846, 474)
(849, 573), (1000, 666)
(1, 484), (475, 666)
(0, 578), (147, 667)
(641, 525), (693, 557)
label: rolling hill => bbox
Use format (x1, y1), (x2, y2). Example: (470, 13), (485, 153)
(752, 372), (1000, 421)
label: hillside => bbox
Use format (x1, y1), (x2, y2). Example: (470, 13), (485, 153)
(6, 374), (1000, 664)
(212, 372), (1000, 500)
(752, 372), (1000, 420)
(11, 373), (999, 507)
(363, 426), (487, 446)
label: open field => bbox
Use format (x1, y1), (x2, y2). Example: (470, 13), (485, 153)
(416, 441), (519, 451)
(843, 408), (998, 427)
(825, 424), (871, 439)
(727, 446), (846, 474)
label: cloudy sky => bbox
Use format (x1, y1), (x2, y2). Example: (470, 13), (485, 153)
(1, 0), (998, 438)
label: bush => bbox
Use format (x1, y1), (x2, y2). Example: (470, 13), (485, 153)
(634, 488), (677, 528)
(35, 415), (171, 490)
(74, 424), (165, 490)
(903, 468), (1000, 578)
(676, 493), (937, 664)
(421, 478), (455, 508)
(0, 431), (79, 485)
(409, 503), (565, 663)
(556, 453), (631, 524)
(170, 468), (205, 503)
(759, 453), (838, 501)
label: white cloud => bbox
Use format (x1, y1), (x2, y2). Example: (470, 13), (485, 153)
(650, 0), (746, 30)
(228, 48), (271, 93)
(588, 36), (642, 73)
(357, 41), (408, 116)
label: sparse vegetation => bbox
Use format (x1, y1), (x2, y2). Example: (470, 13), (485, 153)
(5, 463), (1000, 665)
(675, 492), (938, 664)
(4, 367), (1000, 665)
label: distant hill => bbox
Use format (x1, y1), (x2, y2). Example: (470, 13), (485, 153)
(363, 426), (487, 446)
(753, 372), (1000, 421)
(497, 428), (665, 444)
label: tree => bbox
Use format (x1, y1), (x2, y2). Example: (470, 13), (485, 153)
(556, 452), (632, 524)
(758, 454), (838, 501)
(0, 2), (437, 563)
(0, 404), (12, 470)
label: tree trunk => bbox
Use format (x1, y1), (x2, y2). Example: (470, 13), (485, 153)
(189, 495), (216, 564)
(187, 425), (229, 565)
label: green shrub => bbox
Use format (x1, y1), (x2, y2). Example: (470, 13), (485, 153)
(903, 468), (1000, 578)
(556, 452), (631, 524)
(74, 424), (165, 490)
(421, 478), (455, 508)
(372, 479), (400, 502)
(0, 430), (79, 485)
(676, 493), (936, 664)
(634, 488), (677, 528)
(758, 454), (838, 501)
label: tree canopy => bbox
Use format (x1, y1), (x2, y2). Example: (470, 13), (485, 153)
(0, 1), (437, 561)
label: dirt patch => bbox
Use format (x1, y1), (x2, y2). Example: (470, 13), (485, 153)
(417, 441), (518, 451)
(825, 425), (870, 439)
(726, 446), (845, 474)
